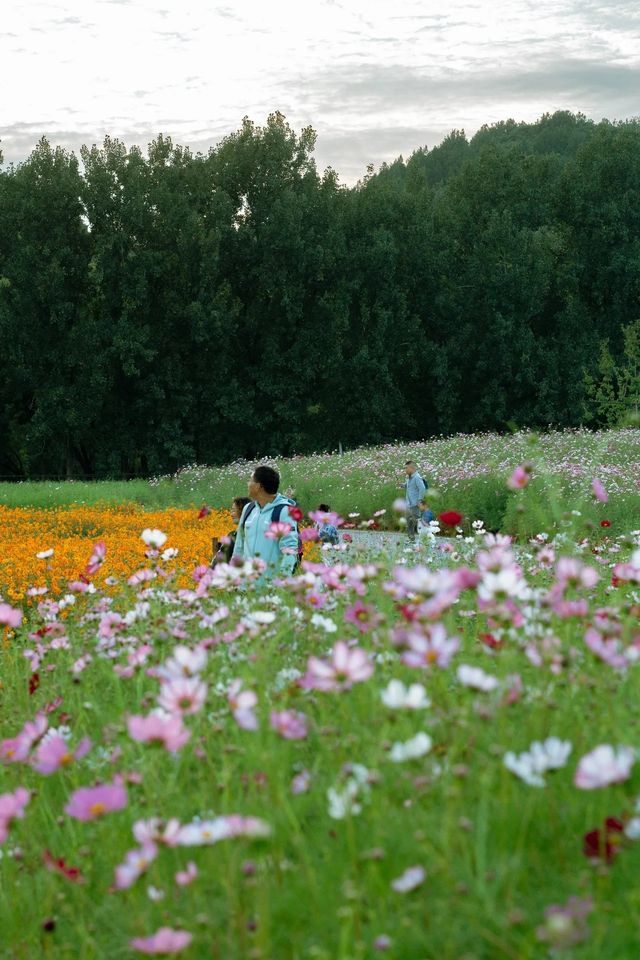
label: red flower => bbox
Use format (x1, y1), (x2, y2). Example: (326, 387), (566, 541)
(29, 672), (40, 696)
(438, 510), (464, 527)
(583, 817), (625, 864)
(197, 506), (210, 520)
(43, 850), (85, 883)
(600, 520), (611, 528)
(479, 632), (503, 650)
(288, 506), (304, 523)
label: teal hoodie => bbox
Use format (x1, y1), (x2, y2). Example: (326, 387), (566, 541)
(232, 494), (299, 580)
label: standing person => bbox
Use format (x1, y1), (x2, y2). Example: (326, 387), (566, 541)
(211, 496), (251, 566)
(404, 460), (427, 542)
(232, 465), (299, 580)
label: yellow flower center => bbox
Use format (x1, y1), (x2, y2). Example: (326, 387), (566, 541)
(90, 802), (106, 816)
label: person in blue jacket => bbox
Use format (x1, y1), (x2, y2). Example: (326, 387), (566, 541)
(232, 465), (299, 580)
(404, 460), (427, 541)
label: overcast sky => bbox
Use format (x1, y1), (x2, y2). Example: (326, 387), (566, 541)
(3, 0), (639, 184)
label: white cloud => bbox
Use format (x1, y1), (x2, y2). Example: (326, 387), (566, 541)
(1, 0), (639, 182)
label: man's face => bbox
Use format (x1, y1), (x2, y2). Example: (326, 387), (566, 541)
(405, 464), (414, 477)
(248, 475), (260, 499)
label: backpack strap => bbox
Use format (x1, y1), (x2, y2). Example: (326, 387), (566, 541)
(239, 501), (256, 531)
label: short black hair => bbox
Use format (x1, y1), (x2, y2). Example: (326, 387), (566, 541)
(232, 496), (251, 511)
(318, 503), (331, 512)
(253, 465), (280, 494)
(405, 460), (416, 466)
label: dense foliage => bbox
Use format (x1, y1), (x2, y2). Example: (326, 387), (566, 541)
(1, 111), (640, 477)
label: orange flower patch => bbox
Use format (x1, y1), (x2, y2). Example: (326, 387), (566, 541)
(0, 505), (234, 603)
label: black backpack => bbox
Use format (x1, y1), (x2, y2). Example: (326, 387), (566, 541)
(241, 500), (304, 571)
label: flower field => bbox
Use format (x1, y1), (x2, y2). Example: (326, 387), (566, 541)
(0, 506), (234, 604)
(1, 438), (640, 957)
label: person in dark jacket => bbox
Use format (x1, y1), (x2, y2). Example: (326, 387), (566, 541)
(211, 496), (251, 566)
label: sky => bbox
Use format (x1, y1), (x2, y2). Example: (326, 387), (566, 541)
(2, 0), (639, 184)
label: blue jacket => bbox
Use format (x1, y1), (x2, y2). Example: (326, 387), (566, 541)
(405, 472), (427, 507)
(232, 494), (299, 579)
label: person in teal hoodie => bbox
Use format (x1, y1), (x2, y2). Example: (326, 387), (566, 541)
(232, 465), (299, 580)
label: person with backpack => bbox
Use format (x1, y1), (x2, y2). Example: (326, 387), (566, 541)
(232, 465), (301, 580)
(315, 504), (340, 545)
(404, 460), (427, 542)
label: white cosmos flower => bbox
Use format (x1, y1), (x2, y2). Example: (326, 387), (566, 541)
(245, 611), (277, 625)
(161, 547), (179, 561)
(574, 744), (635, 790)
(36, 549), (54, 559)
(389, 732), (433, 763)
(310, 613), (338, 633)
(391, 865), (426, 893)
(380, 680), (431, 710)
(327, 782), (361, 819)
(456, 664), (499, 692)
(478, 568), (529, 602)
(504, 737), (572, 787)
(141, 528), (167, 549)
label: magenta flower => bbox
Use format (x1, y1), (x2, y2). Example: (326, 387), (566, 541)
(0, 787), (30, 843)
(507, 464), (531, 490)
(65, 782), (128, 821)
(128, 713), (191, 752)
(591, 478), (608, 503)
(1, 713), (49, 763)
(175, 861), (198, 886)
(0, 603), (22, 629)
(32, 735), (91, 774)
(270, 710), (309, 740)
(227, 680), (258, 731)
(309, 509), (342, 527)
(300, 640), (374, 692)
(401, 625), (460, 669)
(344, 601), (382, 634)
(86, 540), (106, 576)
(130, 927), (193, 954)
(584, 629), (628, 669)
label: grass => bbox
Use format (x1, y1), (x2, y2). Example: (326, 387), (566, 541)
(2, 427), (639, 538)
(1, 428), (640, 957)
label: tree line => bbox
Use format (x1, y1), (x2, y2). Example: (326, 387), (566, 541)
(1, 109), (639, 478)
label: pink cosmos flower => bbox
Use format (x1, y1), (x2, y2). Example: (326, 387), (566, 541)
(175, 861), (198, 886)
(65, 782), (128, 821)
(0, 787), (30, 843)
(128, 568), (157, 586)
(114, 844), (158, 890)
(0, 603), (22, 629)
(555, 557), (599, 590)
(584, 629), (628, 670)
(270, 710), (309, 740)
(161, 645), (208, 679)
(157, 677), (208, 716)
(1, 713), (49, 763)
(344, 601), (383, 634)
(401, 625), (460, 670)
(591, 478), (608, 503)
(291, 769), (312, 794)
(300, 640), (374, 692)
(309, 509), (342, 527)
(574, 745), (635, 789)
(227, 680), (259, 730)
(264, 521), (293, 540)
(133, 818), (182, 848)
(32, 735), (91, 774)
(507, 464), (531, 490)
(128, 713), (191, 753)
(86, 541), (106, 576)
(130, 927), (193, 954)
